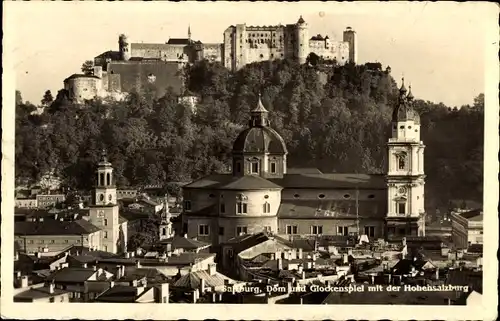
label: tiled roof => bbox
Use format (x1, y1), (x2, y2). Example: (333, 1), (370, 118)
(157, 235), (210, 250)
(222, 232), (273, 253)
(278, 200), (385, 219)
(173, 270), (234, 290)
(287, 168), (323, 174)
(219, 175), (282, 191)
(94, 50), (121, 61)
(167, 38), (191, 45)
(119, 268), (169, 284)
(445, 269), (483, 294)
(183, 174), (232, 189)
(391, 259), (431, 274)
(131, 43), (173, 50)
(15, 219), (101, 236)
(46, 267), (98, 283)
(99, 252), (215, 267)
(14, 286), (68, 300)
(459, 209), (483, 221)
(270, 173), (386, 189)
(95, 285), (152, 303)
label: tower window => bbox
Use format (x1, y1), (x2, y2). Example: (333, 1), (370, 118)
(398, 156), (406, 170)
(99, 173), (105, 186)
(104, 231), (108, 239)
(162, 228), (167, 236)
(263, 202), (271, 213)
(220, 203), (226, 213)
(251, 161), (259, 174)
(104, 219), (108, 226)
(397, 202), (406, 215)
(270, 162), (277, 173)
(236, 202), (248, 214)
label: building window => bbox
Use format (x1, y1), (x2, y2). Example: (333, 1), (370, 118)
(293, 194), (300, 199)
(29, 240), (34, 244)
(286, 225), (298, 235)
(263, 202), (271, 213)
(219, 227), (224, 236)
(51, 240), (55, 244)
(236, 226), (248, 235)
(337, 226), (349, 236)
(104, 219), (108, 226)
(368, 194), (375, 199)
(311, 225), (323, 235)
(184, 200), (192, 211)
(318, 194), (326, 199)
(162, 227), (166, 236)
(104, 231), (108, 239)
(270, 162), (277, 173)
(65, 240), (69, 243)
(364, 226), (375, 237)
(236, 202), (248, 214)
(397, 202), (406, 215)
(343, 194), (351, 199)
(398, 155), (406, 170)
(104, 245), (108, 252)
(220, 203), (226, 213)
(198, 224), (210, 236)
(250, 161), (259, 174)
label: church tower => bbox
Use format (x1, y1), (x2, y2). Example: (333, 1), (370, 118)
(159, 194), (174, 241)
(89, 150), (123, 253)
(385, 79), (426, 240)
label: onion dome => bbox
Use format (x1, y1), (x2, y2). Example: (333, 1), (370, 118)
(98, 149), (112, 167)
(392, 78), (420, 124)
(232, 95), (288, 154)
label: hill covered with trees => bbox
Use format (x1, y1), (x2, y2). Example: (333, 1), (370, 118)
(15, 59), (484, 211)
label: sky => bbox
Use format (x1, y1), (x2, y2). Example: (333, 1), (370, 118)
(5, 1), (495, 108)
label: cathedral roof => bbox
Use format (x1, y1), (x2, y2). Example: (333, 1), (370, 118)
(232, 126), (288, 154)
(183, 173), (386, 190)
(218, 175), (282, 191)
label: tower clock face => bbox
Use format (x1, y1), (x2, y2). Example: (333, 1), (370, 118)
(398, 186), (407, 194)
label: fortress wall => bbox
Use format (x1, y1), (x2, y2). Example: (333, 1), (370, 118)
(203, 43), (223, 62)
(107, 61), (184, 97)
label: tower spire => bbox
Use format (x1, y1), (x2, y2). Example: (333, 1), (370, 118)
(188, 24), (192, 42)
(249, 93), (269, 127)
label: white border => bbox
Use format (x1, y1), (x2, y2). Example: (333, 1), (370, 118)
(2, 2), (498, 320)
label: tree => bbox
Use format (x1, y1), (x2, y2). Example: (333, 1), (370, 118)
(81, 60), (94, 75)
(41, 90), (54, 107)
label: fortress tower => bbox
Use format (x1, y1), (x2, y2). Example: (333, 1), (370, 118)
(342, 27), (357, 64)
(385, 80), (426, 240)
(295, 16), (310, 64)
(118, 34), (131, 61)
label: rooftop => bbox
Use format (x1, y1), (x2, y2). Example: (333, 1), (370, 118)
(15, 219), (101, 236)
(14, 286), (69, 300)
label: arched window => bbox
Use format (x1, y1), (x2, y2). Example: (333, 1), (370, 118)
(263, 202), (271, 214)
(99, 173), (105, 186)
(398, 156), (406, 170)
(106, 173), (111, 186)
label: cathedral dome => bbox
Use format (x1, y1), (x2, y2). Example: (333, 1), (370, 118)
(232, 95), (287, 155)
(232, 126), (288, 154)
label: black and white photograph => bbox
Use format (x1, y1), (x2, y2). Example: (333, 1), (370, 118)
(1, 1), (498, 320)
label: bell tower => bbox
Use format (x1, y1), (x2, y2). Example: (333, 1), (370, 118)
(385, 79), (426, 240)
(159, 194), (174, 241)
(89, 149), (123, 254)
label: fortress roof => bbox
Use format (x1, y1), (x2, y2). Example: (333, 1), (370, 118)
(167, 38), (191, 45)
(64, 74), (100, 82)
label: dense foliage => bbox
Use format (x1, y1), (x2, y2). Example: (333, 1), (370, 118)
(15, 59), (484, 210)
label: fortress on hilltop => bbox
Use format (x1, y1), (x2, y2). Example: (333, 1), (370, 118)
(63, 16), (357, 103)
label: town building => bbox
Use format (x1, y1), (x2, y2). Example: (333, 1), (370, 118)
(181, 80), (425, 246)
(450, 209), (483, 249)
(36, 194), (66, 209)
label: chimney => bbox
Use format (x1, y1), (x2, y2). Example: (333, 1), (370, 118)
(125, 252), (130, 259)
(342, 254), (348, 264)
(109, 281), (115, 288)
(312, 253), (317, 261)
(275, 251), (281, 260)
(115, 265), (123, 279)
(93, 265), (97, 271)
(16, 271), (21, 278)
(371, 275), (375, 284)
(402, 237), (407, 247)
(298, 248), (303, 259)
(135, 260), (141, 268)
(49, 282), (55, 294)
(160, 282), (169, 304)
(298, 264), (303, 274)
(274, 256), (282, 270)
(301, 271), (306, 280)
(35, 252), (42, 258)
(82, 263), (88, 268)
(14, 251), (19, 261)
(192, 289), (199, 303)
(435, 268), (440, 280)
(184, 233), (188, 238)
(20, 275), (29, 288)
(347, 248), (353, 256)
(270, 253), (275, 260)
(208, 263), (217, 276)
(199, 278), (206, 294)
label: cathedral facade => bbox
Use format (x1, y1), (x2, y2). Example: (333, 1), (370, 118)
(181, 81), (425, 246)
